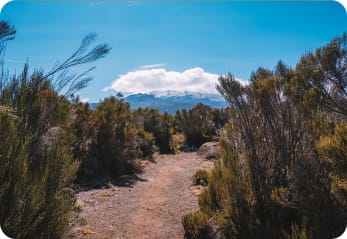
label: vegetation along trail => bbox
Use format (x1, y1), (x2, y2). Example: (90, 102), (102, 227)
(66, 152), (214, 239)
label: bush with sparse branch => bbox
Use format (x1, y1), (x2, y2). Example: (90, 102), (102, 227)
(93, 96), (141, 175)
(175, 103), (229, 148)
(0, 21), (110, 238)
(134, 108), (174, 154)
(184, 34), (347, 239)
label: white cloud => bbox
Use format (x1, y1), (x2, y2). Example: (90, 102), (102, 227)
(105, 67), (247, 95)
(79, 97), (90, 103)
(139, 63), (166, 69)
(104, 67), (247, 95)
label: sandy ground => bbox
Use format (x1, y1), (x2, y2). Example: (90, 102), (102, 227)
(65, 152), (214, 239)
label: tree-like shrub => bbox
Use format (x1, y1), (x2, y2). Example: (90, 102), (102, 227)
(184, 34), (347, 239)
(0, 21), (110, 238)
(176, 103), (224, 148)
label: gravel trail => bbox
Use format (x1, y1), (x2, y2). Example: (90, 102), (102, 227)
(66, 152), (213, 239)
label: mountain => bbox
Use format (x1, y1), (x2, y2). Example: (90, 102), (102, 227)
(89, 91), (228, 114)
(124, 91), (228, 114)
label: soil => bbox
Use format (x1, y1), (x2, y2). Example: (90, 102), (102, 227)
(65, 152), (214, 239)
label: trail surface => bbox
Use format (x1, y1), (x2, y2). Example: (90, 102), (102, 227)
(66, 152), (213, 239)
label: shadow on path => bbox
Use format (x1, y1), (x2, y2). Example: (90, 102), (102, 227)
(74, 174), (148, 192)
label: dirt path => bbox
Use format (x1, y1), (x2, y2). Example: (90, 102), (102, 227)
(66, 152), (213, 239)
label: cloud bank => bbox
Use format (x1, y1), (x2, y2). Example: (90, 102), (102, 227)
(104, 67), (246, 95)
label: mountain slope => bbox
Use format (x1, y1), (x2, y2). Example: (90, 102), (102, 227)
(89, 92), (228, 113)
(124, 92), (228, 114)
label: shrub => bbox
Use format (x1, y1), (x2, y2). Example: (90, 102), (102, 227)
(0, 75), (79, 239)
(137, 130), (156, 159)
(192, 169), (209, 186)
(94, 96), (141, 175)
(175, 104), (229, 148)
(184, 34), (347, 239)
(182, 212), (212, 239)
(0, 21), (110, 238)
(140, 108), (174, 153)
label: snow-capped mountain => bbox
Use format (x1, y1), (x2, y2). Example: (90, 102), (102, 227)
(89, 91), (228, 114)
(123, 91), (228, 114)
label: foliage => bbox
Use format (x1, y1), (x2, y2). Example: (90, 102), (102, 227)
(316, 121), (347, 219)
(133, 108), (175, 154)
(192, 169), (210, 186)
(0, 70), (78, 239)
(182, 212), (212, 239)
(293, 33), (347, 116)
(0, 21), (110, 238)
(175, 103), (229, 148)
(71, 100), (97, 178)
(73, 98), (176, 182)
(94, 96), (141, 175)
(137, 129), (156, 158)
(185, 34), (347, 239)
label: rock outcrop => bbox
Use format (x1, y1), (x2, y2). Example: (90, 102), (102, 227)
(197, 142), (220, 159)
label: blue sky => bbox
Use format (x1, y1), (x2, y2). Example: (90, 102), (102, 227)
(0, 1), (346, 102)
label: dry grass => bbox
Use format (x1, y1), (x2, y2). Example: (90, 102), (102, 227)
(80, 228), (94, 235)
(172, 133), (185, 152)
(100, 191), (111, 197)
(74, 199), (84, 211)
(189, 185), (205, 196)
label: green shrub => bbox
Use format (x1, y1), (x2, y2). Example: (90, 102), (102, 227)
(175, 104), (230, 148)
(94, 96), (141, 175)
(0, 77), (79, 239)
(184, 34), (347, 239)
(141, 108), (174, 153)
(182, 212), (212, 239)
(285, 223), (309, 239)
(138, 130), (156, 158)
(0, 21), (110, 238)
(192, 169), (209, 186)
